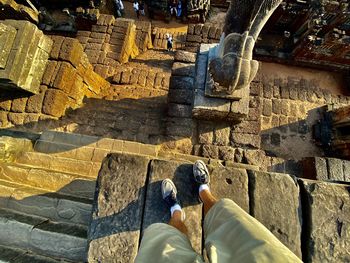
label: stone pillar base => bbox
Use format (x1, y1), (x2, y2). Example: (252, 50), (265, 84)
(192, 44), (249, 123)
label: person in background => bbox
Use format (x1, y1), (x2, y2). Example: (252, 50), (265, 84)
(176, 0), (182, 17)
(139, 1), (145, 16)
(133, 0), (140, 19)
(166, 33), (173, 51)
(115, 0), (124, 17)
(169, 0), (177, 16)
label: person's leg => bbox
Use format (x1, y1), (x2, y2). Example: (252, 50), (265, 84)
(192, 160), (302, 263)
(135, 178), (203, 263)
(161, 179), (188, 236)
(199, 189), (217, 216)
(169, 210), (188, 236)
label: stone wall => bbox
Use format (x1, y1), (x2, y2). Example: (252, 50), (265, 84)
(185, 24), (222, 52)
(259, 76), (350, 160)
(152, 27), (186, 50)
(0, 35), (109, 129)
(112, 67), (170, 89)
(76, 15), (152, 79)
(302, 157), (350, 182)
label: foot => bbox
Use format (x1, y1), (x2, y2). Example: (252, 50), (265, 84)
(161, 179), (180, 207)
(193, 160), (210, 185)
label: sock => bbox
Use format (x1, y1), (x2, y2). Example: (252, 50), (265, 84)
(199, 184), (210, 194)
(170, 204), (182, 217)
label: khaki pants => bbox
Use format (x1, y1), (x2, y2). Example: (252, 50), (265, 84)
(135, 199), (302, 263)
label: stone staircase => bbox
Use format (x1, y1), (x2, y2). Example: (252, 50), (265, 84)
(0, 130), (240, 262)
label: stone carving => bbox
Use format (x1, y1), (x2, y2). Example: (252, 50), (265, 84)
(208, 0), (282, 97)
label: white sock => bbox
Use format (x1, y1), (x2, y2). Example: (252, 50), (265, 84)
(170, 204), (182, 217)
(199, 184), (210, 194)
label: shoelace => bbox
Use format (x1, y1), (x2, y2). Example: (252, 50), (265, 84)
(164, 190), (177, 206)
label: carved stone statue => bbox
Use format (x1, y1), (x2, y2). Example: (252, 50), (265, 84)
(208, 0), (283, 97)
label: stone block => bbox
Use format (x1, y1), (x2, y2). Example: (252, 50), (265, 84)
(7, 112), (24, 125)
(214, 126), (230, 146)
(88, 153), (149, 262)
(218, 146), (235, 161)
(58, 38), (84, 67)
(11, 97), (27, 113)
(172, 62), (195, 77)
(174, 51), (196, 63)
(272, 99), (281, 114)
(0, 23), (16, 69)
(168, 103), (192, 118)
(234, 120), (260, 134)
(327, 158), (345, 181)
(166, 117), (193, 137)
(142, 159), (202, 253)
(52, 62), (76, 94)
(262, 99), (272, 116)
(41, 61), (58, 86)
(202, 144), (219, 159)
(169, 76), (194, 90)
(263, 84), (273, 98)
(300, 180), (350, 262)
(49, 36), (64, 59)
(168, 89), (193, 105)
(281, 101), (289, 116)
(231, 132), (261, 148)
(42, 89), (69, 117)
(25, 85), (47, 113)
(249, 171), (302, 258)
(0, 98), (11, 111)
(209, 166), (249, 212)
(198, 121), (214, 144)
(0, 111), (9, 127)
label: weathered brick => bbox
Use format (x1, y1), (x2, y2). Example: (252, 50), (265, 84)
(42, 89), (69, 117)
(0, 111), (9, 127)
(262, 99), (272, 116)
(8, 112), (25, 125)
(59, 38), (84, 67)
(281, 101), (289, 116)
(26, 85), (47, 113)
(52, 62), (76, 94)
(49, 36), (65, 59)
(202, 144), (219, 159)
(11, 97), (28, 113)
(42, 60), (58, 86)
(263, 85), (273, 98)
(272, 99), (281, 114)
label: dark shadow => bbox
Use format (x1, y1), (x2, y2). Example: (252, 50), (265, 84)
(262, 107), (326, 176)
(0, 94), (183, 149)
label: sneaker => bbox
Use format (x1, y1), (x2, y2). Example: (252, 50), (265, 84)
(193, 160), (210, 185)
(161, 179), (180, 207)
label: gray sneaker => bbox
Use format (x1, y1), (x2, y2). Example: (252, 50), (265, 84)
(193, 160), (210, 185)
(161, 179), (180, 207)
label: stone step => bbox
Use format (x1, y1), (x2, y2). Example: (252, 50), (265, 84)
(0, 208), (87, 262)
(0, 162), (96, 200)
(34, 131), (159, 158)
(0, 244), (73, 263)
(0, 179), (92, 226)
(37, 131), (259, 171)
(15, 151), (101, 179)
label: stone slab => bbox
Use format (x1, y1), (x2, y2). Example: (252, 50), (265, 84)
(327, 158), (345, 181)
(249, 171), (302, 258)
(142, 159), (202, 254)
(208, 166), (249, 212)
(300, 180), (350, 262)
(0, 23), (16, 69)
(88, 153), (149, 262)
